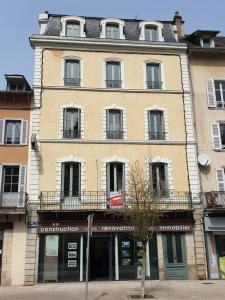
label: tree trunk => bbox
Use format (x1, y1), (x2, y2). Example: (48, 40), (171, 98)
(140, 241), (147, 298)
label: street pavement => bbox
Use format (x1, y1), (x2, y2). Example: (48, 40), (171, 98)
(0, 280), (225, 300)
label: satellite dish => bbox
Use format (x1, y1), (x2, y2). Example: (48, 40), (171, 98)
(198, 154), (211, 167)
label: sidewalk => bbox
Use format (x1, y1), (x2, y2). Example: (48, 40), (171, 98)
(0, 280), (224, 300)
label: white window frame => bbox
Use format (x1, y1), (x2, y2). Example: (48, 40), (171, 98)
(139, 21), (164, 41)
(59, 103), (85, 139)
(213, 80), (225, 108)
(60, 16), (86, 37)
(211, 122), (225, 150)
(200, 37), (215, 48)
(100, 19), (125, 39)
(216, 168), (225, 191)
(144, 106), (169, 141)
(143, 60), (165, 90)
(0, 118), (28, 146)
(145, 157), (173, 191)
(103, 58), (124, 89)
(102, 105), (127, 140)
(61, 56), (84, 87)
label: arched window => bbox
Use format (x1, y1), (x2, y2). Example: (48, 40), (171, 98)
(106, 23), (120, 39)
(145, 25), (158, 42)
(100, 19), (125, 39)
(61, 16), (86, 37)
(139, 21), (164, 42)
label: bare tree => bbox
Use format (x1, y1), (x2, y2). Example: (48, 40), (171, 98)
(115, 161), (162, 298)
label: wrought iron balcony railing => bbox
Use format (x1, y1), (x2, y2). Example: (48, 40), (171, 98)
(148, 132), (166, 140)
(204, 191), (225, 210)
(38, 191), (193, 211)
(63, 129), (81, 139)
(106, 80), (122, 88)
(64, 78), (81, 87)
(0, 192), (27, 209)
(106, 130), (124, 139)
(146, 81), (163, 89)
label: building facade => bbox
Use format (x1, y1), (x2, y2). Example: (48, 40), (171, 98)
(24, 12), (207, 285)
(0, 75), (32, 285)
(187, 31), (225, 279)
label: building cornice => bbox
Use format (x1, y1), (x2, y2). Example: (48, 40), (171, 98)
(29, 35), (187, 54)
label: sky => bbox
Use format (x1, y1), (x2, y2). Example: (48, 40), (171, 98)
(0, 0), (225, 89)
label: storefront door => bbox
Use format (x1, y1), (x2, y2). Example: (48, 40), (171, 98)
(215, 235), (225, 279)
(0, 231), (3, 285)
(90, 237), (111, 280)
(163, 233), (187, 279)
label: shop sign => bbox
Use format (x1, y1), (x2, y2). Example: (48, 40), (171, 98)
(38, 221), (193, 234)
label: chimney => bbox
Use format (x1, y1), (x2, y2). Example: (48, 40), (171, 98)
(39, 11), (49, 34)
(173, 11), (185, 39)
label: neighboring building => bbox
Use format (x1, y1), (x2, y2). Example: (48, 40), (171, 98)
(26, 11), (206, 285)
(187, 31), (225, 280)
(0, 75), (32, 285)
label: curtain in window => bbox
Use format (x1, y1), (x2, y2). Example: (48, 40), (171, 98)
(145, 26), (158, 41)
(106, 24), (120, 39)
(66, 22), (80, 37)
(146, 64), (161, 89)
(64, 108), (81, 138)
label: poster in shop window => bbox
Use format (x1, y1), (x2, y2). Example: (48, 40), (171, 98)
(219, 257), (225, 279)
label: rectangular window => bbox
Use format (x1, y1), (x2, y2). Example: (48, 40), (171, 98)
(64, 60), (81, 86)
(106, 62), (121, 88)
(214, 81), (225, 108)
(62, 163), (80, 197)
(148, 110), (165, 140)
(4, 120), (21, 144)
(150, 163), (168, 195)
(146, 63), (162, 89)
(145, 26), (158, 41)
(63, 108), (81, 139)
(220, 123), (225, 149)
(2, 166), (20, 193)
(106, 109), (123, 139)
(66, 22), (80, 37)
(201, 38), (211, 48)
(106, 24), (120, 39)
(107, 162), (125, 193)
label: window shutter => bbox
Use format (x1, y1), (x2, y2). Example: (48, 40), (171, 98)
(18, 165), (26, 207)
(0, 164), (3, 193)
(21, 120), (28, 145)
(207, 79), (216, 108)
(0, 119), (4, 144)
(211, 123), (222, 149)
(216, 169), (225, 191)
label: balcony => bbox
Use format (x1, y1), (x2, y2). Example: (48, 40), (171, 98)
(38, 191), (193, 211)
(0, 192), (27, 211)
(146, 81), (163, 89)
(106, 80), (122, 88)
(64, 78), (81, 87)
(148, 132), (166, 140)
(106, 130), (124, 139)
(63, 129), (81, 139)
(204, 191), (225, 210)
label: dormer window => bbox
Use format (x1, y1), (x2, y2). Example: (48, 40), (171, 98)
(106, 23), (119, 39)
(100, 19), (125, 39)
(200, 37), (214, 48)
(145, 25), (158, 42)
(139, 21), (164, 42)
(66, 21), (80, 37)
(61, 16), (86, 38)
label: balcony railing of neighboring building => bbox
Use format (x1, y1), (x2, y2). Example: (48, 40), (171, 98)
(204, 191), (225, 210)
(148, 132), (166, 140)
(64, 78), (81, 87)
(63, 129), (81, 139)
(38, 191), (193, 211)
(106, 130), (124, 139)
(146, 81), (163, 89)
(0, 192), (27, 209)
(105, 80), (122, 88)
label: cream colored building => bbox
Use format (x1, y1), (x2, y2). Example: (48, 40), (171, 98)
(25, 12), (206, 284)
(187, 30), (225, 280)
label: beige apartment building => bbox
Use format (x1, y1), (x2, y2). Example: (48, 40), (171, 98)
(187, 31), (225, 279)
(25, 12), (206, 285)
(0, 75), (32, 285)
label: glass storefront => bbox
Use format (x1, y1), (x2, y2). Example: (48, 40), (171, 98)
(38, 232), (159, 283)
